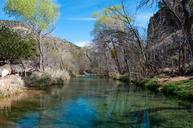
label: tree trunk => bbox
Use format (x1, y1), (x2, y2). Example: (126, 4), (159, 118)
(38, 34), (44, 71)
(111, 42), (122, 74)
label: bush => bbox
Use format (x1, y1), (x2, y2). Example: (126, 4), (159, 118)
(44, 68), (70, 80)
(162, 80), (193, 99)
(0, 75), (25, 97)
(111, 73), (130, 82)
(26, 68), (70, 88)
(143, 78), (160, 91)
(0, 26), (38, 62)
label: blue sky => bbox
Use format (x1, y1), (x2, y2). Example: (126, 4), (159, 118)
(0, 0), (157, 46)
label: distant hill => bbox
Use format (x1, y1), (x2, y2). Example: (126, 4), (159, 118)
(0, 20), (90, 74)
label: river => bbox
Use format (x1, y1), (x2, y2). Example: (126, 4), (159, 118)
(0, 78), (193, 128)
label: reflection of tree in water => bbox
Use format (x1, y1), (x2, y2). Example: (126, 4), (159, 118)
(93, 82), (192, 128)
(0, 78), (193, 128)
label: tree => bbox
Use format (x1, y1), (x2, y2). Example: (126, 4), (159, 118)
(0, 26), (38, 63)
(93, 8), (127, 74)
(4, 0), (60, 70)
(95, 3), (148, 76)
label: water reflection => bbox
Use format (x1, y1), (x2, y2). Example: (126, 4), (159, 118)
(0, 78), (192, 128)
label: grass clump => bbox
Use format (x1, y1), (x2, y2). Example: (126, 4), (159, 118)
(143, 77), (160, 91)
(44, 68), (70, 80)
(26, 68), (70, 88)
(111, 73), (130, 82)
(162, 80), (193, 99)
(0, 75), (25, 97)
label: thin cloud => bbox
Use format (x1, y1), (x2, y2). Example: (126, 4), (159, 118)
(63, 17), (96, 21)
(75, 41), (91, 47)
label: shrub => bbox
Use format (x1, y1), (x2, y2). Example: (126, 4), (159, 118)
(162, 80), (193, 99)
(0, 26), (38, 63)
(26, 68), (70, 88)
(143, 78), (160, 91)
(111, 73), (130, 82)
(44, 68), (70, 80)
(0, 75), (25, 97)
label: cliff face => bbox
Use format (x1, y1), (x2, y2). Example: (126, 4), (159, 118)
(147, 7), (181, 48)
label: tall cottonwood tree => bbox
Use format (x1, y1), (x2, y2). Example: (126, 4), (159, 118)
(93, 8), (127, 74)
(4, 0), (60, 70)
(97, 4), (147, 76)
(92, 5), (149, 79)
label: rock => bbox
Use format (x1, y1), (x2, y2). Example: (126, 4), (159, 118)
(11, 64), (24, 74)
(0, 64), (11, 77)
(1, 69), (10, 78)
(146, 0), (192, 71)
(147, 6), (181, 49)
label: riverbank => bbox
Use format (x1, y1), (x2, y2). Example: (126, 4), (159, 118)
(141, 76), (193, 100)
(0, 68), (70, 97)
(112, 74), (193, 101)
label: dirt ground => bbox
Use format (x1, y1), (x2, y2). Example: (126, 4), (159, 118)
(158, 76), (193, 84)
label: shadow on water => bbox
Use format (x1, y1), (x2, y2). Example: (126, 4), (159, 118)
(0, 78), (192, 128)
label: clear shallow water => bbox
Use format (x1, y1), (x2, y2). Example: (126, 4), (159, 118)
(0, 78), (193, 128)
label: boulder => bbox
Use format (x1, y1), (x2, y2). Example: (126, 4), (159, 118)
(11, 64), (24, 74)
(0, 64), (11, 77)
(1, 69), (10, 77)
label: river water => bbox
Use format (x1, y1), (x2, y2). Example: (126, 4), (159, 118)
(0, 78), (193, 128)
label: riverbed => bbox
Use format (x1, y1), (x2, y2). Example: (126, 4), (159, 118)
(0, 78), (193, 128)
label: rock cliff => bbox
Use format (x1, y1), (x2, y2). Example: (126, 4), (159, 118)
(147, 7), (181, 49)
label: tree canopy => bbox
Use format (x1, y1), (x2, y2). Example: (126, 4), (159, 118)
(4, 0), (60, 32)
(93, 5), (132, 31)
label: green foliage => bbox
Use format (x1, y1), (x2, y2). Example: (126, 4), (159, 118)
(4, 0), (60, 31)
(162, 80), (193, 99)
(142, 78), (193, 100)
(189, 0), (193, 6)
(0, 27), (38, 62)
(112, 73), (130, 82)
(143, 78), (160, 91)
(93, 5), (131, 28)
(26, 68), (70, 88)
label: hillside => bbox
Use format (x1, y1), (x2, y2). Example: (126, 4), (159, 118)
(0, 20), (90, 74)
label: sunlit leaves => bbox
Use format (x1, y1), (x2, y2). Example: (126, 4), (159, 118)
(4, 0), (60, 31)
(93, 5), (131, 31)
(4, 0), (36, 21)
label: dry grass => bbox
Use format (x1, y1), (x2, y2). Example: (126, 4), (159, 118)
(0, 75), (25, 97)
(44, 68), (70, 80)
(158, 76), (193, 84)
(26, 68), (70, 87)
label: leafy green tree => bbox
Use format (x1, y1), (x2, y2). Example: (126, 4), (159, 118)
(4, 0), (60, 70)
(0, 26), (38, 63)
